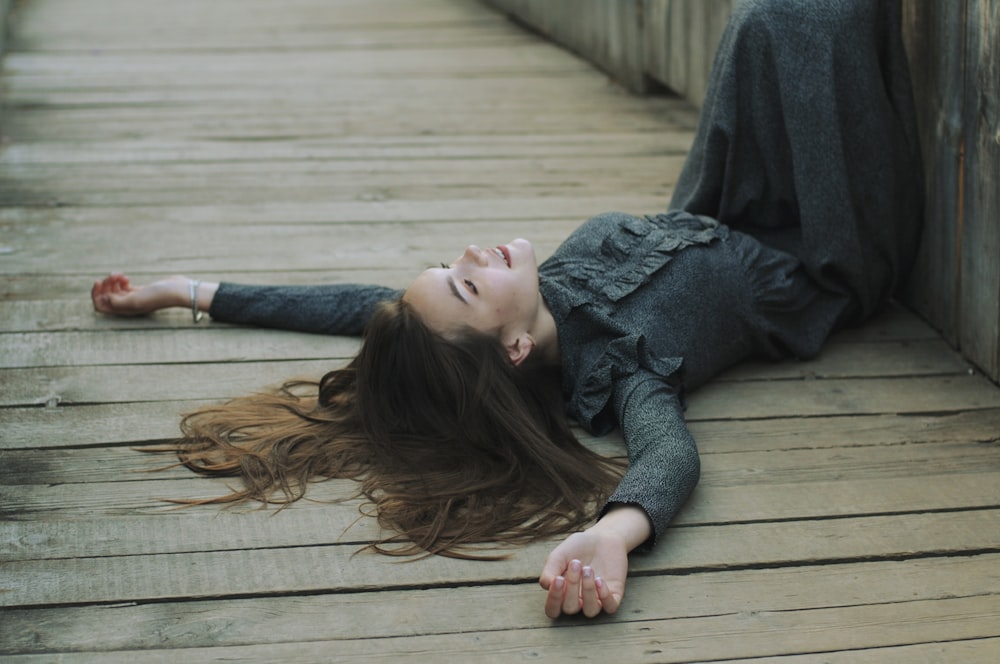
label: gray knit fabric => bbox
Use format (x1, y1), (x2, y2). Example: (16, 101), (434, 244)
(210, 283), (401, 335)
(671, 0), (923, 322)
(539, 211), (847, 549)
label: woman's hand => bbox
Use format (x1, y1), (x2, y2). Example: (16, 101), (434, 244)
(539, 504), (652, 618)
(91, 273), (216, 317)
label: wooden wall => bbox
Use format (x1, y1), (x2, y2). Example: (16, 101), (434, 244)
(483, 0), (1000, 383)
(901, 0), (1000, 382)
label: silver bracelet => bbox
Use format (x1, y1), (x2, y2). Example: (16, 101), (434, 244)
(190, 279), (204, 323)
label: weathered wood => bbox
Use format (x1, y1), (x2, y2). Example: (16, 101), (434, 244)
(4, 504), (999, 607)
(958, 0), (1000, 381)
(4, 383), (1000, 453)
(0, 219), (587, 276)
(726, 639), (1000, 664)
(0, 337), (971, 405)
(482, 0), (648, 92)
(5, 462), (997, 531)
(899, 0), (1000, 382)
(2, 0), (1000, 659)
(3, 479), (997, 563)
(644, 0), (734, 106)
(6, 433), (998, 490)
(687, 374), (1000, 419)
(0, 133), (698, 165)
(2, 555), (998, 654)
(2, 592), (999, 663)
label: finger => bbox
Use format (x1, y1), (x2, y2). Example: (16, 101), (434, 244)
(580, 566), (601, 618)
(91, 280), (103, 309)
(544, 576), (566, 619)
(112, 274), (130, 295)
(539, 551), (568, 589)
(595, 576), (621, 615)
(561, 559), (583, 615)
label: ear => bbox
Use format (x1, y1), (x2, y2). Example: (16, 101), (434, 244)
(505, 333), (535, 367)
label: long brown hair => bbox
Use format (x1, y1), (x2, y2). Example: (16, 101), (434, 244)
(159, 299), (624, 558)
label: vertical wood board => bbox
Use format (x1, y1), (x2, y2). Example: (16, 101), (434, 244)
(482, 0), (648, 92)
(958, 0), (1000, 380)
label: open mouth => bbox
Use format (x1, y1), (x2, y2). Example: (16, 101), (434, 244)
(493, 245), (511, 267)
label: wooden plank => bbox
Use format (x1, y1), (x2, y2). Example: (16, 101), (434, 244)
(899, 2), (965, 346)
(0, 338), (971, 405)
(0, 107), (681, 145)
(729, 639), (1000, 664)
(3, 504), (999, 606)
(0, 360), (333, 405)
(5, 388), (1000, 453)
(6, 432), (998, 489)
(1, 155), (683, 184)
(1, 328), (360, 369)
(0, 133), (698, 165)
(0, 380), (995, 450)
(0, 220), (597, 275)
(4, 456), (997, 526)
(2, 592), (999, 662)
(687, 374), (1000, 419)
(0, 175), (677, 207)
(720, 338), (970, 380)
(1, 81), (696, 119)
(2, 556), (998, 654)
(3, 481), (998, 562)
(0, 156), (687, 208)
(11, 0), (509, 45)
(0, 196), (673, 227)
(0, 400), (218, 450)
(3, 46), (593, 78)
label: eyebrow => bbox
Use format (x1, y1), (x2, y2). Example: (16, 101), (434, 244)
(446, 276), (468, 304)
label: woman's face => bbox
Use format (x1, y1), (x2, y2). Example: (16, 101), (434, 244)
(403, 238), (542, 340)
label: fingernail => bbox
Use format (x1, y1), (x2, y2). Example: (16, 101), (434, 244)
(554, 577), (565, 590)
(570, 559), (581, 573)
(595, 576), (604, 591)
(582, 566), (593, 579)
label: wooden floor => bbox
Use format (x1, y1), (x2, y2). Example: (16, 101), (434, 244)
(2, 1), (1000, 661)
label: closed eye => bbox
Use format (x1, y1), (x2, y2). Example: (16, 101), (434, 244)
(464, 279), (478, 295)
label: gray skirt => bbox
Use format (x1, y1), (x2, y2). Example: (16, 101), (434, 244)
(670, 0), (924, 324)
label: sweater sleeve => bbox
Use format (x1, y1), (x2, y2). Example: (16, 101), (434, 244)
(601, 373), (701, 552)
(208, 283), (404, 336)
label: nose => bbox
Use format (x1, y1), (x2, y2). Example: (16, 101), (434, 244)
(461, 245), (488, 266)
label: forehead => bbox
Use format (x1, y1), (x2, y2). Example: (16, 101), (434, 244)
(402, 268), (465, 334)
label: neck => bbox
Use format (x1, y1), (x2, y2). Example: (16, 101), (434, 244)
(531, 299), (561, 366)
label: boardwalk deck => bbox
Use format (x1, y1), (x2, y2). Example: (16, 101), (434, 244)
(2, 1), (1000, 661)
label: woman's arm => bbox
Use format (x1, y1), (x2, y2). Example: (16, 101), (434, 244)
(539, 375), (699, 618)
(91, 273), (403, 336)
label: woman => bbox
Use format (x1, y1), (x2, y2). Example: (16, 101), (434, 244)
(91, 0), (923, 619)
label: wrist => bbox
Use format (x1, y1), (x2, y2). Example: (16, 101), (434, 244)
(590, 504), (652, 552)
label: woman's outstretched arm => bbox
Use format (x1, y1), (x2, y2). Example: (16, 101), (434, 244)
(539, 378), (699, 619)
(91, 273), (403, 336)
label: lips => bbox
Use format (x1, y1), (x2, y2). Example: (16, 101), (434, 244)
(494, 245), (511, 268)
